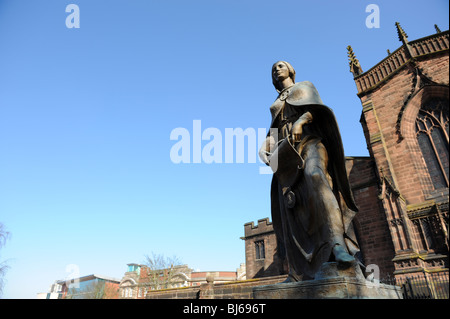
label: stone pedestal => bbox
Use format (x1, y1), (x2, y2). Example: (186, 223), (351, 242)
(253, 262), (402, 299)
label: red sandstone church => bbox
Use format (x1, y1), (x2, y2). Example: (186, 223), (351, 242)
(243, 23), (449, 283)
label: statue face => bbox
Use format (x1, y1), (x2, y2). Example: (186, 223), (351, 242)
(272, 62), (290, 82)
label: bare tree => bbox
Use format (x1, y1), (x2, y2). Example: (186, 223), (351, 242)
(0, 223), (10, 297)
(142, 252), (183, 290)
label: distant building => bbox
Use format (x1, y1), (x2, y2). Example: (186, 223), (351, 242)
(119, 263), (246, 299)
(37, 274), (121, 299)
(243, 23), (449, 282)
(36, 281), (64, 299)
(242, 218), (286, 279)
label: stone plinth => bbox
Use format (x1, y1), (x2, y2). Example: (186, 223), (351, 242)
(253, 262), (402, 299)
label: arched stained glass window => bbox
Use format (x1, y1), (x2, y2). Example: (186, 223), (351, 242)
(415, 98), (449, 189)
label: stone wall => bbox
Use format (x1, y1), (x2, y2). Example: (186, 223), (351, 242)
(346, 157), (396, 277)
(146, 275), (287, 299)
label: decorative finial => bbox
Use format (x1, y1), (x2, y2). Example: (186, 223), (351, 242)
(435, 24), (442, 33)
(395, 22), (408, 44)
(347, 45), (363, 77)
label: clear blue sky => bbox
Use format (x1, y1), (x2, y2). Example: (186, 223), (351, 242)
(0, 0), (448, 298)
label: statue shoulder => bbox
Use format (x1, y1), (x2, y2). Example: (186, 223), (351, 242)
(295, 81), (315, 88)
(286, 81), (325, 107)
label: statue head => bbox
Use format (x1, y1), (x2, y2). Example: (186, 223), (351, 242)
(272, 61), (296, 92)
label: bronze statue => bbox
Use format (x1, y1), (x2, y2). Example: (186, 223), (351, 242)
(259, 61), (361, 281)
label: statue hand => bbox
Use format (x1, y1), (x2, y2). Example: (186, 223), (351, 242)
(292, 112), (313, 143)
(291, 121), (303, 142)
(259, 149), (271, 165)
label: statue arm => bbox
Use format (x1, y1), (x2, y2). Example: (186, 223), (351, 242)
(292, 111), (313, 142)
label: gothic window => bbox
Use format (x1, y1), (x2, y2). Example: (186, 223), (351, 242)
(415, 98), (449, 189)
(255, 240), (265, 260)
